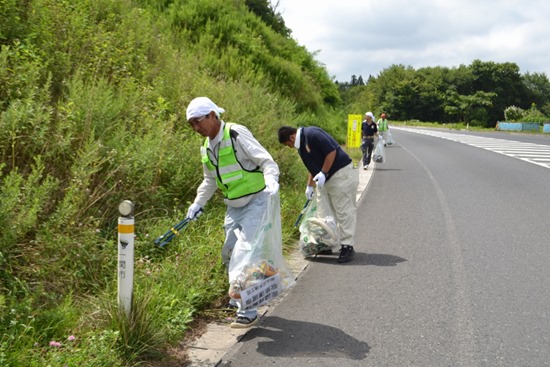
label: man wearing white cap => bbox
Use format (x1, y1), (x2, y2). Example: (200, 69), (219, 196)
(361, 112), (379, 170)
(185, 96), (280, 328)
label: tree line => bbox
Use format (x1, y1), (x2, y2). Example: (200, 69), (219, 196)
(338, 60), (550, 127)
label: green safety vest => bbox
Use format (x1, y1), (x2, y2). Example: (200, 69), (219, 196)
(378, 119), (388, 131)
(201, 123), (266, 200)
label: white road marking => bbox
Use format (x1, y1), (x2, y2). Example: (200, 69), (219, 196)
(393, 127), (550, 169)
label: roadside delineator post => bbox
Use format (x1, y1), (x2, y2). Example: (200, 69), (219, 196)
(117, 200), (135, 316)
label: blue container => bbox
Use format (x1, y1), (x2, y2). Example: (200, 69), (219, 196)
(497, 122), (522, 131)
(543, 124), (550, 133)
(519, 123), (540, 132)
(497, 122), (539, 132)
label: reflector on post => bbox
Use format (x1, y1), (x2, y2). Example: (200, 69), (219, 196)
(117, 200), (134, 316)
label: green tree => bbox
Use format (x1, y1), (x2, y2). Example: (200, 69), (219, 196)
(444, 90), (496, 125)
(522, 72), (550, 115)
(371, 65), (420, 120)
(346, 60), (536, 126)
(245, 0), (290, 36)
(470, 59), (525, 124)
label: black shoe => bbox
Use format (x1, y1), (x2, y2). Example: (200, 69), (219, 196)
(337, 245), (355, 263)
(230, 315), (259, 328)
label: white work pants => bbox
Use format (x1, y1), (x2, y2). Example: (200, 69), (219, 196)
(316, 163), (358, 246)
(222, 192), (268, 319)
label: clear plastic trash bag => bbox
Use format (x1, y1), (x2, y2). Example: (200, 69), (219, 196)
(373, 139), (386, 163)
(298, 192), (339, 258)
(386, 130), (394, 145)
(227, 194), (295, 309)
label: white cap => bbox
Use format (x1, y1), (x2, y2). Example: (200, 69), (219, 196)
(365, 111), (374, 118)
(186, 97), (225, 121)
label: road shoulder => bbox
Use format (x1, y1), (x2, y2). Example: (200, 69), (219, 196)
(184, 163), (375, 366)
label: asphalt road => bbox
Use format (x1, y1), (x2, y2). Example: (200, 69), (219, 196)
(221, 128), (550, 367)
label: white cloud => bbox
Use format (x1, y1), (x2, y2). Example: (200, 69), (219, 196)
(275, 0), (550, 81)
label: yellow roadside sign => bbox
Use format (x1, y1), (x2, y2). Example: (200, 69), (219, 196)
(347, 114), (362, 148)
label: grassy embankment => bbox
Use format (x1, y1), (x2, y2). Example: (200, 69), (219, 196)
(0, 0), (349, 365)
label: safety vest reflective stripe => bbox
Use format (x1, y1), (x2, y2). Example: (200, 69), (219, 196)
(219, 139), (232, 149)
(201, 123), (265, 199)
(218, 163), (242, 176)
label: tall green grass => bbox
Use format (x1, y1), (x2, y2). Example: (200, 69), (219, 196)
(0, 0), (347, 365)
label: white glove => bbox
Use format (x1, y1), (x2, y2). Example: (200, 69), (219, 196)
(264, 176), (279, 195)
(186, 203), (203, 220)
(305, 185), (315, 200)
(313, 171), (326, 188)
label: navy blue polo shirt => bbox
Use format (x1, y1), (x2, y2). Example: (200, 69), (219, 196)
(362, 120), (378, 138)
(298, 127), (352, 180)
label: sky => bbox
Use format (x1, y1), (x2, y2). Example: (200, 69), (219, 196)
(274, 0), (550, 83)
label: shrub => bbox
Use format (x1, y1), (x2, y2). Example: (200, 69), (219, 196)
(504, 104), (549, 123)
